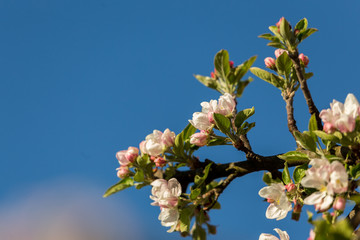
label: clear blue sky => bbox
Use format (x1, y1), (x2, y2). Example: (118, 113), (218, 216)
(1, 1), (360, 239)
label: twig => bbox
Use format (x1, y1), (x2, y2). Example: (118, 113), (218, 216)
(288, 49), (323, 130)
(283, 90), (299, 139)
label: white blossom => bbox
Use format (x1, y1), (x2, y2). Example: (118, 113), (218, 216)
(301, 158), (348, 211)
(150, 178), (182, 232)
(320, 93), (360, 133)
(259, 228), (290, 240)
(140, 129), (176, 156)
(217, 93), (236, 115)
(189, 112), (213, 131)
(258, 183), (292, 220)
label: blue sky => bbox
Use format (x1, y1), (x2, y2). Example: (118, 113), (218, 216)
(1, 0), (360, 239)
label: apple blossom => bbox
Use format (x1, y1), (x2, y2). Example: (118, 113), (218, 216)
(161, 128), (176, 148)
(189, 112), (213, 131)
(320, 93), (360, 133)
(141, 129), (176, 156)
(259, 228), (290, 240)
(218, 93), (236, 115)
(275, 49), (287, 58)
(333, 197), (346, 211)
(258, 183), (292, 220)
(265, 57), (276, 69)
(125, 146), (139, 162)
(298, 53), (309, 67)
(154, 157), (167, 167)
(150, 178), (182, 232)
(301, 158), (348, 211)
(190, 131), (208, 146)
(116, 166), (130, 178)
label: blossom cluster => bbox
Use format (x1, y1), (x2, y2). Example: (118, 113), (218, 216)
(115, 128), (176, 178)
(188, 93), (236, 146)
(264, 49), (309, 70)
(301, 158), (348, 212)
(320, 93), (360, 133)
(150, 178), (182, 232)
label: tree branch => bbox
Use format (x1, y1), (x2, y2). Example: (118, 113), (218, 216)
(283, 90), (299, 139)
(288, 50), (323, 130)
(347, 204), (360, 230)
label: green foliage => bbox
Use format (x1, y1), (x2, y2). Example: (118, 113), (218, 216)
(282, 162), (291, 184)
(235, 107), (255, 128)
(103, 177), (134, 197)
(278, 151), (309, 162)
(293, 164), (308, 183)
(262, 171), (282, 185)
(294, 131), (317, 152)
(276, 51), (292, 77)
(193, 163), (213, 188)
(313, 219), (353, 240)
(213, 113), (232, 137)
(250, 67), (285, 89)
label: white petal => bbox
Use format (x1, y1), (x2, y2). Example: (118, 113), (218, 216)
(274, 228), (290, 240)
(266, 204), (282, 220)
(259, 233), (279, 240)
(168, 178), (182, 197)
(303, 191), (326, 205)
(159, 208), (179, 227)
(344, 93), (360, 118)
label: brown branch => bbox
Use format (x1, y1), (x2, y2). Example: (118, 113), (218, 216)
(348, 204), (360, 230)
(283, 90), (299, 139)
(288, 49), (323, 130)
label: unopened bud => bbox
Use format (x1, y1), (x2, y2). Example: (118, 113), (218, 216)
(210, 69), (217, 79)
(276, 17), (284, 28)
(285, 183), (296, 193)
(154, 157), (167, 167)
(190, 131), (208, 147)
(333, 197), (346, 211)
(294, 29), (300, 36)
(323, 122), (335, 133)
(229, 60), (234, 68)
(264, 57), (276, 70)
(299, 53), (309, 67)
(125, 146), (139, 162)
(116, 166), (130, 178)
(274, 49), (287, 58)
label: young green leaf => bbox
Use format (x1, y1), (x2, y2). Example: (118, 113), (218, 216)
(278, 151), (309, 162)
(234, 55), (257, 82)
(236, 78), (253, 97)
(313, 130), (340, 143)
(250, 67), (285, 89)
(194, 75), (220, 92)
(282, 162), (291, 184)
(214, 49), (230, 80)
(279, 18), (295, 46)
(103, 177), (134, 197)
(293, 164), (308, 183)
(294, 131), (317, 152)
(295, 18), (308, 32)
(275, 52), (292, 77)
(213, 113), (231, 136)
(308, 114), (318, 132)
(235, 107), (255, 128)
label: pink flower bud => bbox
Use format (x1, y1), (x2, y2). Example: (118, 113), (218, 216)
(323, 122), (335, 133)
(116, 166), (130, 178)
(161, 128), (175, 148)
(333, 197), (346, 211)
(125, 146), (139, 162)
(264, 57), (276, 69)
(229, 60), (234, 68)
(285, 183), (296, 193)
(207, 111), (215, 124)
(276, 17), (284, 28)
(274, 49), (287, 58)
(190, 131), (208, 147)
(294, 29), (300, 36)
(299, 53), (309, 67)
(154, 157), (167, 167)
(267, 198), (275, 203)
(210, 72), (215, 79)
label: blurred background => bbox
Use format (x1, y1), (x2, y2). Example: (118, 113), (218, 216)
(1, 0), (360, 239)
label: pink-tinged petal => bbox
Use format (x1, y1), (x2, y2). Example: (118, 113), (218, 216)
(274, 228), (290, 240)
(344, 93), (360, 118)
(258, 186), (281, 200)
(300, 175), (324, 189)
(259, 233), (279, 240)
(158, 208), (179, 227)
(168, 178), (182, 197)
(303, 191), (326, 205)
(116, 150), (130, 166)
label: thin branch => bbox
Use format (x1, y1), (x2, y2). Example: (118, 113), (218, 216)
(347, 204), (360, 230)
(288, 49), (323, 130)
(283, 90), (299, 139)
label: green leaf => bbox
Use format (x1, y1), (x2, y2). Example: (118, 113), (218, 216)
(238, 121), (255, 135)
(267, 42), (285, 49)
(278, 151), (309, 161)
(282, 162), (291, 184)
(279, 18), (295, 46)
(250, 67), (285, 89)
(103, 177), (134, 197)
(214, 49), (230, 80)
(313, 130), (340, 143)
(258, 33), (279, 41)
(234, 56), (257, 82)
(308, 114), (318, 132)
(207, 137), (228, 146)
(134, 169), (144, 182)
(293, 164), (308, 183)
(179, 207), (194, 233)
(298, 28), (318, 43)
(268, 25), (283, 40)
(190, 188), (201, 200)
(275, 51), (292, 76)
(213, 113), (231, 136)
(305, 72), (314, 80)
(194, 75), (220, 92)
(236, 78), (253, 97)
(182, 123), (197, 141)
(350, 163), (360, 179)
(194, 163), (213, 187)
(193, 225), (207, 240)
(262, 172), (273, 185)
(294, 131), (317, 152)
(173, 133), (184, 156)
(295, 18), (308, 31)
(235, 107), (255, 128)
